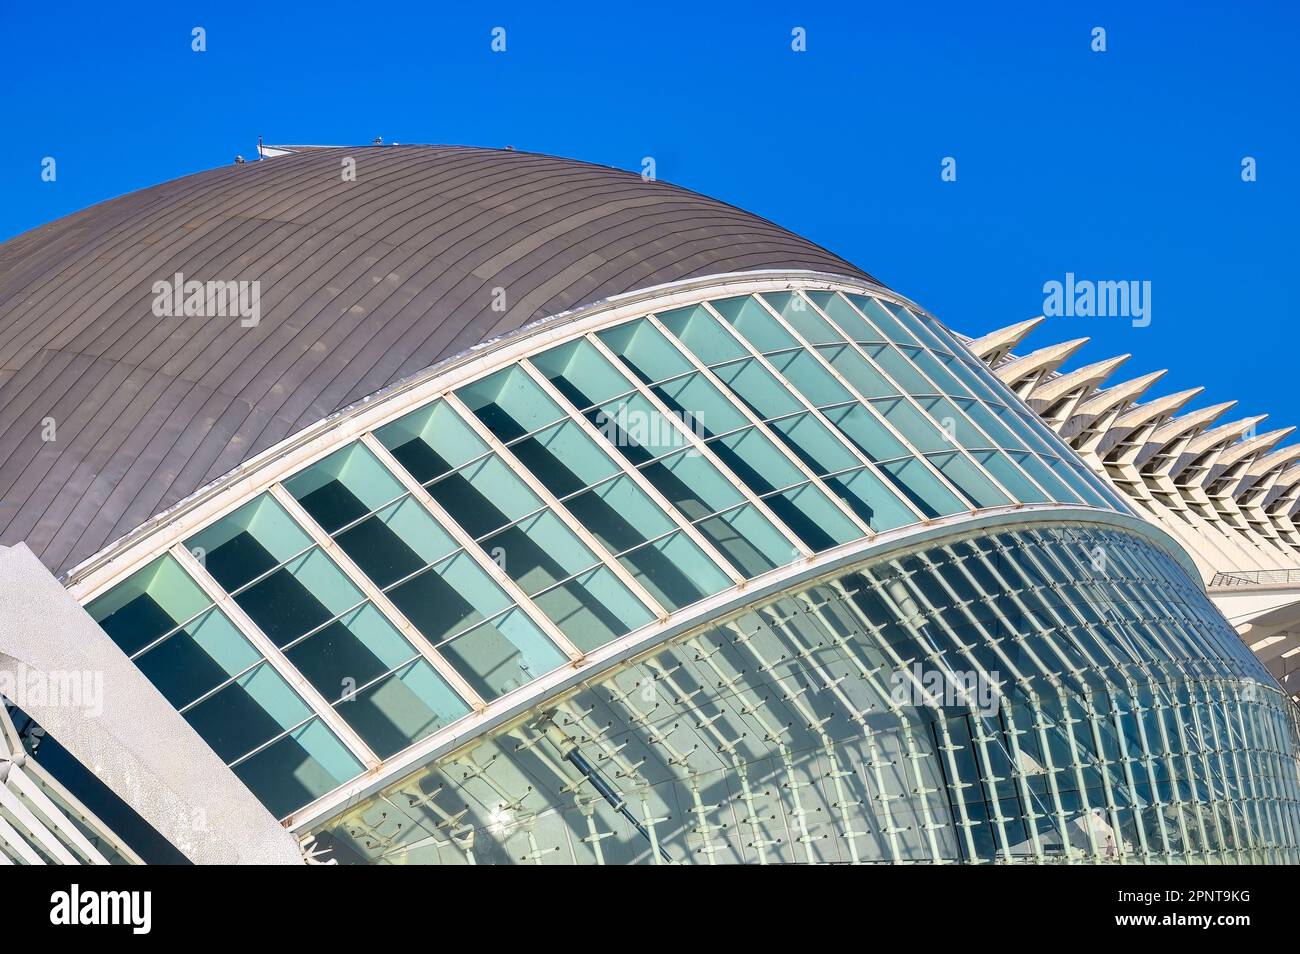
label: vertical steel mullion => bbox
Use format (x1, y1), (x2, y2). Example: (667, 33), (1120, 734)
(359, 432), (585, 662)
(1108, 689), (1154, 860)
(863, 576), (1014, 861)
(1126, 680), (1174, 856)
(518, 358), (746, 585)
(268, 484), (487, 711)
(584, 331), (813, 559)
(1190, 686), (1237, 863)
(443, 391), (670, 621)
(643, 311), (873, 537)
(171, 543), (382, 770)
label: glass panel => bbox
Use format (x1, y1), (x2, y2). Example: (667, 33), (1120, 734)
(766, 349), (854, 407)
(973, 449), (1048, 503)
(509, 418), (619, 497)
(284, 602), (419, 703)
(711, 357), (804, 419)
(427, 453), (544, 539)
(656, 303), (748, 364)
(284, 442), (406, 533)
(531, 339), (635, 410)
(438, 608), (567, 700)
(870, 398), (952, 453)
(458, 365), (567, 442)
(649, 371), (749, 437)
(339, 659), (469, 759)
(808, 291), (885, 342)
(592, 392), (697, 464)
(187, 663), (322, 760)
(388, 550), (511, 644)
(766, 482), (864, 550)
(533, 566), (655, 650)
(599, 319), (693, 383)
(235, 547), (364, 648)
(187, 495), (312, 593)
(710, 426), (806, 494)
(761, 291), (844, 345)
(136, 607), (261, 709)
(694, 503), (799, 577)
(375, 399), (489, 485)
(825, 467), (916, 531)
(926, 452), (1011, 508)
(230, 717), (362, 820)
(482, 509), (599, 596)
(769, 412), (861, 475)
(565, 473), (675, 554)
(847, 294), (921, 345)
(822, 403), (909, 462)
(819, 344), (900, 398)
(88, 554), (211, 656)
(639, 448), (746, 519)
(619, 530), (734, 607)
(880, 458), (965, 518)
(710, 295), (799, 352)
(865, 344), (934, 395)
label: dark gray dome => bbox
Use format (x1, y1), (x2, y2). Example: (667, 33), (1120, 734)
(0, 144), (873, 576)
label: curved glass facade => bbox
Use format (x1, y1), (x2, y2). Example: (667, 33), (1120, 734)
(77, 280), (1281, 842)
(310, 522), (1300, 865)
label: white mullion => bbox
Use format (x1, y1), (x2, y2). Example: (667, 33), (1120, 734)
(442, 391), (671, 621)
(267, 483), (487, 711)
(518, 359), (747, 586)
(359, 432), (585, 662)
(170, 542), (382, 770)
(583, 331), (813, 559)
(694, 300), (921, 526)
(794, 292), (1007, 508)
(835, 293), (1057, 504)
(713, 298), (932, 525)
(644, 311), (874, 538)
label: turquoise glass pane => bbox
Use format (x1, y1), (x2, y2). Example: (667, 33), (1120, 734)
(335, 659), (469, 759)
(825, 467), (916, 531)
(599, 319), (693, 383)
(761, 291), (844, 345)
(657, 303), (748, 364)
(533, 566), (655, 650)
(458, 365), (567, 443)
(531, 339), (634, 410)
(618, 530), (734, 608)
(136, 607), (261, 709)
(439, 608), (567, 699)
(88, 554), (211, 656)
(186, 494), (312, 593)
(710, 295), (799, 352)
(376, 399), (489, 485)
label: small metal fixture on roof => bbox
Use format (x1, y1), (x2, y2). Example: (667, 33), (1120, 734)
(373, 137), (384, 146)
(234, 155), (245, 164)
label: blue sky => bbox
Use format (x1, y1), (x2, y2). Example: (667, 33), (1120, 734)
(3, 1), (1296, 427)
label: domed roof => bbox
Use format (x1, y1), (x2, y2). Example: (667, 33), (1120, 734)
(0, 144), (873, 576)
